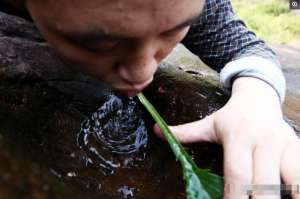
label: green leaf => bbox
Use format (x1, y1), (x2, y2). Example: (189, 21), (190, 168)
(137, 92), (224, 199)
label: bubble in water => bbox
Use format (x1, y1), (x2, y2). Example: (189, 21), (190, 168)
(118, 185), (136, 199)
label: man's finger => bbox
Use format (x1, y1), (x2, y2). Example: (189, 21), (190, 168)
(153, 114), (217, 143)
(252, 145), (281, 199)
(281, 138), (300, 199)
(223, 142), (253, 199)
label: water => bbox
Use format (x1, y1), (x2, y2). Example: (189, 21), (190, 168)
(0, 80), (225, 199)
(77, 95), (148, 175)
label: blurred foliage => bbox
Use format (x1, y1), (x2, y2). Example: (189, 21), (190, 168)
(232, 0), (300, 44)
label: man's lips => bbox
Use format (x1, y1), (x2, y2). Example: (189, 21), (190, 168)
(115, 83), (150, 97)
(111, 77), (153, 97)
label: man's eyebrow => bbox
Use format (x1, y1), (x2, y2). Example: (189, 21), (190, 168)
(60, 29), (126, 44)
(162, 12), (202, 34)
(60, 12), (202, 43)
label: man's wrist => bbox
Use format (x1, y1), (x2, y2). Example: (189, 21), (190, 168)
(220, 56), (286, 104)
(231, 77), (282, 107)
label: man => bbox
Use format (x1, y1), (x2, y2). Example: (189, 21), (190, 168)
(2, 0), (300, 198)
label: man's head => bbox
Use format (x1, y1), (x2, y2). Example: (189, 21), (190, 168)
(24, 0), (204, 96)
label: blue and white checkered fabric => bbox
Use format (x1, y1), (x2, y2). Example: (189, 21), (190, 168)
(182, 0), (280, 72)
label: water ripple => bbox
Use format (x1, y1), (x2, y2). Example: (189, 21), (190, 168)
(77, 95), (148, 175)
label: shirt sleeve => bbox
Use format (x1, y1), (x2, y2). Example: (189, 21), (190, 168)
(181, 0), (286, 103)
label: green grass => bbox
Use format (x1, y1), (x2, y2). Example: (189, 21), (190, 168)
(232, 0), (300, 44)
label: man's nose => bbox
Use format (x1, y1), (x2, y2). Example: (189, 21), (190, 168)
(117, 40), (159, 85)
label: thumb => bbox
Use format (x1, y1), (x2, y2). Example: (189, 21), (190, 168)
(153, 114), (217, 144)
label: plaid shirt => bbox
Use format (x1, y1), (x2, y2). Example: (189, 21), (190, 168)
(182, 0), (286, 102)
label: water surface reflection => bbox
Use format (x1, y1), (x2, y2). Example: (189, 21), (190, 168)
(77, 95), (148, 175)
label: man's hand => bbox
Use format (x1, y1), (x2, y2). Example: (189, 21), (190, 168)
(154, 77), (300, 199)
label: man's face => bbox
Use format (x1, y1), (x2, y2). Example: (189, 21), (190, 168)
(26, 0), (204, 96)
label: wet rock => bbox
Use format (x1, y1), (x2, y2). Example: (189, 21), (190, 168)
(163, 44), (219, 81)
(0, 10), (42, 42)
(283, 91), (300, 131)
(0, 11), (112, 110)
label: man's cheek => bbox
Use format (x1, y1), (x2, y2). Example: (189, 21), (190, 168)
(60, 51), (115, 77)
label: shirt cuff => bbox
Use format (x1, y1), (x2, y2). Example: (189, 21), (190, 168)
(220, 56), (286, 104)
